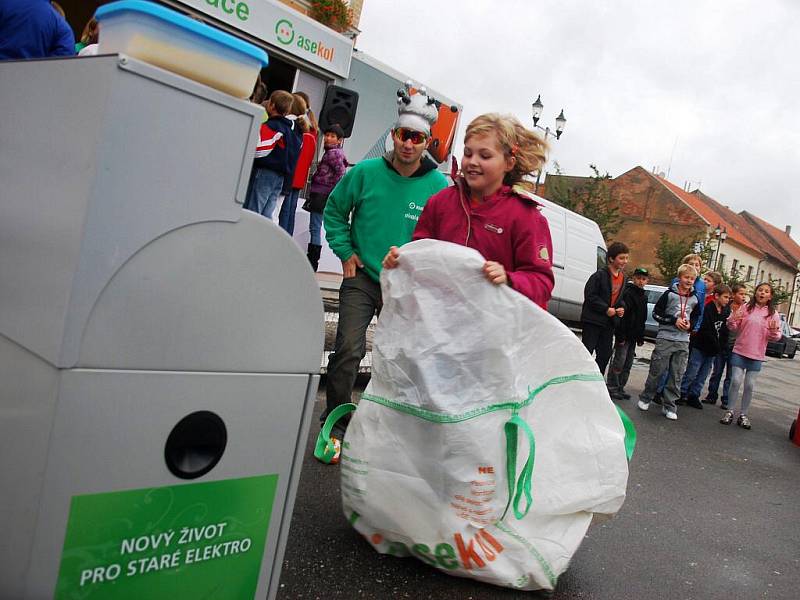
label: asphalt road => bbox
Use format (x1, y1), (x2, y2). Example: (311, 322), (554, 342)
(276, 347), (800, 600)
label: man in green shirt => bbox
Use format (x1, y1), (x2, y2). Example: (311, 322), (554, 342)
(321, 87), (448, 460)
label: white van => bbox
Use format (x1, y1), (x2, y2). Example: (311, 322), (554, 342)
(534, 194), (607, 323)
(287, 193), (605, 324)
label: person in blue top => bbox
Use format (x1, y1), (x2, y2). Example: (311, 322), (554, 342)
(0, 0), (75, 60)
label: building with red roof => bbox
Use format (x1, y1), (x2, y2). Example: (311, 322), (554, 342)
(542, 167), (800, 323)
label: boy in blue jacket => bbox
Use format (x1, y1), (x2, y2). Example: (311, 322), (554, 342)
(244, 90), (302, 220)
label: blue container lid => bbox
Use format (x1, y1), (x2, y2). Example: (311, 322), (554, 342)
(96, 1), (269, 67)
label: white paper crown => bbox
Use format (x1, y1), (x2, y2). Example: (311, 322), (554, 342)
(395, 81), (439, 135)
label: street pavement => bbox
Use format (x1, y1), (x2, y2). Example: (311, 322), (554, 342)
(277, 344), (800, 600)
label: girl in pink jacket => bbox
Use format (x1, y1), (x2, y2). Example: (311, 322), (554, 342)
(382, 113), (554, 309)
(720, 282), (782, 429)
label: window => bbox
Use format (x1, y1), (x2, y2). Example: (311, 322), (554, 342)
(746, 266), (753, 281)
(718, 254), (726, 272)
(596, 246), (607, 270)
(731, 258), (739, 275)
(760, 270), (765, 283)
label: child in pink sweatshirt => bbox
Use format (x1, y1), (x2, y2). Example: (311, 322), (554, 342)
(720, 282), (782, 429)
(382, 113), (554, 309)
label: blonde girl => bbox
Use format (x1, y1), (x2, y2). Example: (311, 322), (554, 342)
(383, 113), (554, 308)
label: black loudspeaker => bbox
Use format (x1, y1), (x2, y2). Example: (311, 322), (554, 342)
(318, 85), (359, 138)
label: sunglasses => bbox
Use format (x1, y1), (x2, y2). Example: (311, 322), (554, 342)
(394, 127), (428, 144)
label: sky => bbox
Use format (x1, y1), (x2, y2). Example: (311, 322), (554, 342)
(355, 0), (800, 243)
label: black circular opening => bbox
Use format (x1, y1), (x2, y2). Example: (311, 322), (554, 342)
(164, 411), (227, 479)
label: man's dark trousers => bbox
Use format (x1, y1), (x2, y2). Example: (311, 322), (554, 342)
(323, 269), (381, 438)
(582, 322), (614, 375)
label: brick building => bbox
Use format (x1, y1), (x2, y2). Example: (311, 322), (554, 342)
(544, 166), (710, 281)
(542, 166), (800, 321)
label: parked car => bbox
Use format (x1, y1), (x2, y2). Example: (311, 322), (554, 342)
(766, 314), (798, 359)
(643, 284), (668, 339)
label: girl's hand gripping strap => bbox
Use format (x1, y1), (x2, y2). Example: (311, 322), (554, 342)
(314, 403), (357, 463)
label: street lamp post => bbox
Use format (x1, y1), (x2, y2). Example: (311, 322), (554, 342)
(710, 223), (728, 271)
(531, 94), (566, 193)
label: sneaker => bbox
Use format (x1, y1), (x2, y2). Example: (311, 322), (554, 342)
(676, 395), (687, 406)
(652, 393), (663, 406)
(619, 389), (631, 400)
(702, 396), (717, 405)
(737, 414), (752, 430)
(686, 395), (703, 410)
(610, 390), (626, 400)
(637, 399), (650, 411)
(322, 436), (342, 465)
(720, 399), (730, 410)
(720, 410), (734, 425)
(662, 407), (678, 420)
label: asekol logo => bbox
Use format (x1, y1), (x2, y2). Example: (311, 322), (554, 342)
(274, 18), (336, 63)
(275, 18), (295, 45)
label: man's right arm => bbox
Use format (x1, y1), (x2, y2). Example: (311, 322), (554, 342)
(323, 166), (361, 263)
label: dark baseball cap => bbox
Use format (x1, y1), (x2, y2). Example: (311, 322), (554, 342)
(633, 267), (649, 276)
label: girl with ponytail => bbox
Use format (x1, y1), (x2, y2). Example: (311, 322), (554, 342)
(383, 113), (554, 308)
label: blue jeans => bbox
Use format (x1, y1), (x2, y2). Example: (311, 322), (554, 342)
(309, 211), (323, 245)
(680, 347), (715, 398)
(706, 346), (732, 403)
(245, 168), (284, 220)
(278, 188), (300, 235)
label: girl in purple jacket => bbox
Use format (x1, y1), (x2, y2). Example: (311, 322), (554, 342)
(304, 124), (348, 271)
(720, 282), (782, 429)
(383, 113), (554, 308)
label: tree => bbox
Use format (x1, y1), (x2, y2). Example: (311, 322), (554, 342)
(720, 269), (746, 289)
(696, 240), (715, 271)
(547, 164), (622, 239)
(769, 278), (791, 307)
(654, 232), (704, 284)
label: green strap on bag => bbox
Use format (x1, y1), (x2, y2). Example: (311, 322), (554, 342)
(314, 403), (357, 463)
(615, 406), (637, 461)
(501, 407), (635, 521)
(503, 414), (536, 520)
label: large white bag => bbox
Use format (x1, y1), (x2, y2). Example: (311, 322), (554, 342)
(316, 239), (635, 591)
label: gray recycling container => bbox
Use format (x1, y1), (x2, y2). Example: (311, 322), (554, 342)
(0, 55), (323, 599)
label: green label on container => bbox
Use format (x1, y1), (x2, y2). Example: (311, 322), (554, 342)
(55, 474), (278, 599)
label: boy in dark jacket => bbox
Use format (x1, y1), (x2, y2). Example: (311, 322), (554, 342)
(607, 267), (650, 400)
(679, 284), (731, 407)
(704, 282), (747, 407)
(244, 90), (302, 220)
(581, 242), (630, 374)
